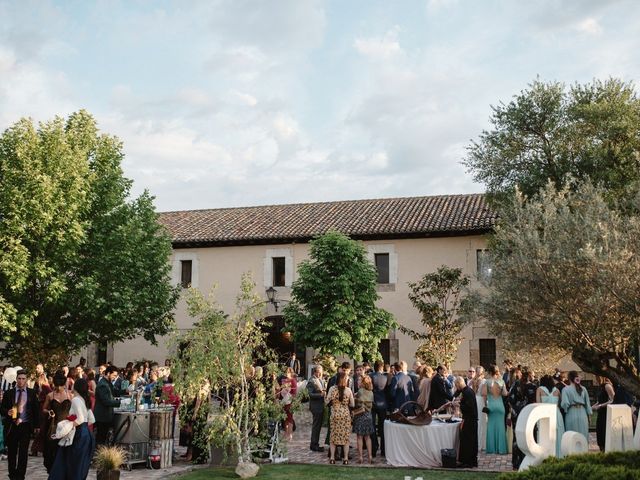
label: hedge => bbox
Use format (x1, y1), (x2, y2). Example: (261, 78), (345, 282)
(499, 450), (640, 480)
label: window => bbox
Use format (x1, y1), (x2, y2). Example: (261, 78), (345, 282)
(375, 253), (390, 284)
(479, 338), (496, 370)
(272, 257), (286, 287)
(180, 260), (192, 288)
(477, 249), (493, 282)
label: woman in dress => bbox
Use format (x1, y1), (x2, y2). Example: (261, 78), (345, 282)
(353, 375), (375, 464)
(279, 367), (298, 441)
(593, 376), (615, 451)
(536, 375), (565, 457)
(43, 371), (72, 474)
(482, 364), (508, 454)
(416, 366), (433, 412)
(472, 366), (486, 452)
(325, 371), (354, 465)
(30, 371), (52, 457)
(48, 378), (95, 480)
(560, 370), (592, 442)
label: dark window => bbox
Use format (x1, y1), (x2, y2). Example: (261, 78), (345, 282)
(272, 257), (286, 287)
(180, 260), (192, 288)
(375, 253), (390, 284)
(97, 342), (108, 366)
(479, 338), (497, 370)
(476, 249), (493, 282)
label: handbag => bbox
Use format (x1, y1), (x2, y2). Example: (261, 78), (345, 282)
(482, 406), (490, 414)
(351, 407), (365, 418)
(441, 448), (457, 468)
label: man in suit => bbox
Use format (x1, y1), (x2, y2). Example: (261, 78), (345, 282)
(307, 365), (325, 452)
(286, 353), (300, 377)
(0, 369), (40, 480)
(454, 376), (478, 468)
(429, 365), (454, 411)
(389, 361), (415, 415)
(94, 365), (122, 445)
(369, 360), (388, 457)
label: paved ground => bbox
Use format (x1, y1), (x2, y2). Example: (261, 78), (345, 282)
(0, 408), (599, 478)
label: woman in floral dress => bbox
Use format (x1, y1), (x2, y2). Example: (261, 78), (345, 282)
(325, 372), (354, 464)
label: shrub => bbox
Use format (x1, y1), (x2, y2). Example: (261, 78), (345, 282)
(94, 445), (126, 471)
(499, 451), (640, 480)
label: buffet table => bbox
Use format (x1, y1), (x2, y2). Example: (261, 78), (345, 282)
(384, 419), (460, 468)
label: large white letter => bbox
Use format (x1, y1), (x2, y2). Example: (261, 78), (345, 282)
(560, 431), (589, 456)
(515, 403), (557, 471)
(605, 404), (634, 452)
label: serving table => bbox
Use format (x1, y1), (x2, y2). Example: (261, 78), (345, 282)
(384, 419), (460, 468)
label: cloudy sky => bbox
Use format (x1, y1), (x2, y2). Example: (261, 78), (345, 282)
(1, 0), (638, 212)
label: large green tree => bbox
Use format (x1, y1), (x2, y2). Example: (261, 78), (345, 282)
(0, 111), (179, 363)
(283, 231), (395, 361)
(464, 78), (640, 205)
(474, 182), (640, 396)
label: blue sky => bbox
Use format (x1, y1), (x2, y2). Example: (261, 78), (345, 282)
(1, 0), (638, 211)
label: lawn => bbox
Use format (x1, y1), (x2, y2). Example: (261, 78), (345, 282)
(178, 464), (500, 480)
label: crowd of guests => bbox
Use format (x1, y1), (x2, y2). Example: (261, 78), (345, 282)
(0, 359), (180, 480)
(470, 360), (635, 469)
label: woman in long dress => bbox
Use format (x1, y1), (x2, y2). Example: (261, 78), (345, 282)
(48, 378), (95, 480)
(536, 375), (565, 457)
(482, 364), (508, 454)
(43, 371), (72, 474)
(279, 367), (298, 441)
(416, 366), (433, 412)
(472, 366), (486, 451)
(593, 376), (615, 451)
(325, 372), (354, 465)
(560, 371), (592, 442)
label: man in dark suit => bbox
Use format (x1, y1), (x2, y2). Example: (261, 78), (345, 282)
(389, 361), (415, 415)
(454, 376), (478, 467)
(429, 365), (453, 411)
(369, 360), (388, 457)
(286, 352), (300, 377)
(306, 365), (325, 452)
(0, 369), (40, 480)
(94, 365), (122, 445)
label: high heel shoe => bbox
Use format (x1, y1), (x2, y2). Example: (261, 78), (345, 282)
(357, 456), (363, 464)
(368, 456), (373, 464)
(343, 459), (349, 465)
(329, 459), (335, 464)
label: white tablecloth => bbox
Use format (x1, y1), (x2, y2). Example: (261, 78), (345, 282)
(384, 419), (460, 468)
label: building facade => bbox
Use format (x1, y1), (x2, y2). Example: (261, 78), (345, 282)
(101, 194), (503, 374)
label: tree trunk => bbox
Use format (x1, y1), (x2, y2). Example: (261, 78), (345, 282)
(571, 346), (640, 398)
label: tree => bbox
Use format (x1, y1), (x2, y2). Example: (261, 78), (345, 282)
(0, 111), (179, 364)
(283, 231), (395, 361)
(463, 78), (640, 205)
(474, 181), (640, 396)
(400, 266), (470, 367)
(170, 274), (281, 476)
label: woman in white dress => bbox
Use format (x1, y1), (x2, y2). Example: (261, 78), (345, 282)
(472, 366), (486, 451)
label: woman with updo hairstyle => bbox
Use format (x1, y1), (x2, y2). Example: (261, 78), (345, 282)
(42, 371), (72, 473)
(482, 364), (508, 454)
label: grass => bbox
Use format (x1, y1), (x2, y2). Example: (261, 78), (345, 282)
(178, 464), (500, 479)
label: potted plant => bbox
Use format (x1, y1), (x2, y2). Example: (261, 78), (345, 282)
(95, 445), (126, 480)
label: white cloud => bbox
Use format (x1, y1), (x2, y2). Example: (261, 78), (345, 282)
(576, 18), (603, 35)
(354, 27), (403, 60)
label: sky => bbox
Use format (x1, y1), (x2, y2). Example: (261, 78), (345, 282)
(0, 0), (639, 212)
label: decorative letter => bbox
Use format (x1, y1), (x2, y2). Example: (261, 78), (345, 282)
(515, 403), (556, 471)
(605, 405), (634, 452)
(560, 431), (589, 456)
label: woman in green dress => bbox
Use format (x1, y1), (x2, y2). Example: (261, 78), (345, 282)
(536, 375), (564, 457)
(482, 364), (508, 454)
(560, 371), (592, 442)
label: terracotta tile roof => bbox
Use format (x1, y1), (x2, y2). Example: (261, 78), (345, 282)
(159, 194), (496, 247)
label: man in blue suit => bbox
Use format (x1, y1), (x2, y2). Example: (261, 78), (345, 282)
(389, 361), (415, 416)
(369, 360), (388, 457)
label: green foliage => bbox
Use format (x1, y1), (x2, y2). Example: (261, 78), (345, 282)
(400, 266), (470, 367)
(283, 231), (395, 361)
(171, 274), (281, 465)
(464, 78), (640, 206)
(0, 111), (179, 363)
(500, 450), (640, 480)
(474, 181), (640, 396)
